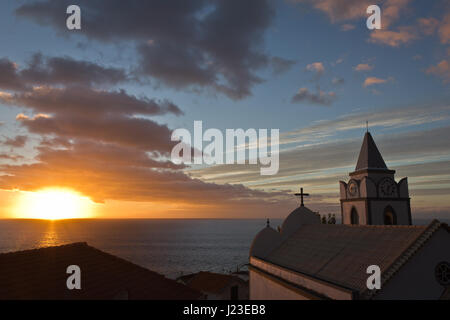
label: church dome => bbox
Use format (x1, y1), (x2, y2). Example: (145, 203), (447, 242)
(281, 205), (320, 239)
(249, 223), (282, 259)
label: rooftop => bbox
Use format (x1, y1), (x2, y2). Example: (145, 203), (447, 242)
(180, 271), (246, 294)
(260, 220), (446, 295)
(0, 242), (202, 300)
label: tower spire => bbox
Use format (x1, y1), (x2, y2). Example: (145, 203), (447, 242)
(354, 132), (388, 172)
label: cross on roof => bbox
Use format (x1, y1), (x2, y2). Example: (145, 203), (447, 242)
(295, 187), (309, 207)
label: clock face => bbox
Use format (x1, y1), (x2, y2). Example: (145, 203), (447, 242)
(379, 178), (397, 197)
(348, 181), (358, 197)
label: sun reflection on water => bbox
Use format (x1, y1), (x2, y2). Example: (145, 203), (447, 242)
(38, 222), (61, 248)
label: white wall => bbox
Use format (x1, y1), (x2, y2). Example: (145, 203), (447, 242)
(375, 228), (450, 300)
(250, 270), (309, 300)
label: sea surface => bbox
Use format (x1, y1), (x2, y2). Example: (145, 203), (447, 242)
(0, 219), (281, 279)
(0, 218), (446, 279)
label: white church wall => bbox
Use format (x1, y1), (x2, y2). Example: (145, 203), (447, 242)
(375, 228), (450, 300)
(361, 177), (377, 198)
(351, 172), (395, 184)
(250, 270), (309, 300)
(339, 181), (347, 200)
(369, 200), (410, 225)
(250, 257), (353, 300)
(342, 201), (367, 225)
(398, 177), (409, 198)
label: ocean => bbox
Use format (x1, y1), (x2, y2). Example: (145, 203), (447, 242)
(0, 217), (446, 279)
(0, 219), (281, 279)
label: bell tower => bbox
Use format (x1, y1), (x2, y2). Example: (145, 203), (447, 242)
(339, 132), (412, 225)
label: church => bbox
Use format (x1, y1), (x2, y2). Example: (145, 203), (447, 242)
(249, 132), (450, 300)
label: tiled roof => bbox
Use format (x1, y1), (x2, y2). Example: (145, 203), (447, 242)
(354, 132), (389, 172)
(184, 271), (245, 294)
(264, 221), (443, 294)
(0, 242), (202, 300)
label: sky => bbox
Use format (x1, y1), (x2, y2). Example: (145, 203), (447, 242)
(0, 0), (449, 219)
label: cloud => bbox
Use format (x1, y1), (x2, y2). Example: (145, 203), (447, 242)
(270, 57), (296, 75)
(418, 17), (439, 35)
(292, 0), (425, 48)
(0, 138), (292, 210)
(0, 55), (129, 91)
(2, 135), (28, 148)
(281, 103), (450, 145)
(353, 63), (374, 72)
(340, 24), (355, 31)
(305, 62), (325, 76)
(0, 154), (24, 162)
(190, 123), (450, 216)
(290, 0), (409, 26)
(16, 0), (275, 100)
(20, 54), (129, 87)
(292, 87), (336, 106)
(0, 86), (183, 118)
(0, 59), (26, 91)
(369, 27), (417, 47)
(363, 76), (392, 87)
(426, 60), (450, 83)
(290, 0), (372, 22)
(381, 0), (411, 28)
(438, 12), (450, 44)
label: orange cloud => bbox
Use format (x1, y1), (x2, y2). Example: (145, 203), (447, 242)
(426, 60), (450, 83)
(418, 17), (439, 35)
(353, 63), (374, 71)
(306, 62), (325, 76)
(439, 12), (450, 44)
(363, 77), (391, 87)
(369, 27), (417, 47)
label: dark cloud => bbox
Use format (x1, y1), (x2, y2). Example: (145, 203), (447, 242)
(2, 135), (28, 148)
(0, 84), (184, 154)
(291, 87), (336, 105)
(0, 59), (26, 91)
(16, 0), (275, 99)
(1, 86), (183, 118)
(20, 54), (129, 87)
(270, 57), (296, 75)
(17, 114), (178, 154)
(0, 55), (128, 91)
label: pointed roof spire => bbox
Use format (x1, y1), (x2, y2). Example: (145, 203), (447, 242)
(354, 132), (388, 172)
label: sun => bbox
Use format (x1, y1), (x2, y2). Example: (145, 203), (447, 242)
(14, 188), (94, 220)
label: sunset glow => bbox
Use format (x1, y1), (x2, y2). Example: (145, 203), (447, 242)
(14, 189), (94, 220)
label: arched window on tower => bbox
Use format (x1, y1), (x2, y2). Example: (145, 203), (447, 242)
(350, 207), (359, 225)
(384, 206), (397, 225)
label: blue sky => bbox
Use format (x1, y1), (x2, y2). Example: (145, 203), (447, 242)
(0, 0), (449, 219)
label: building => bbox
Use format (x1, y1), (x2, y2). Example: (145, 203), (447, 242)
(177, 271), (249, 300)
(340, 131), (411, 225)
(0, 242), (202, 300)
(249, 132), (450, 300)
